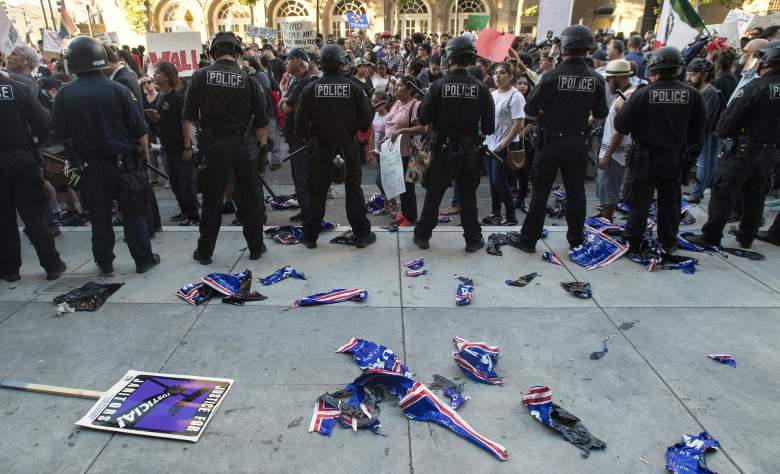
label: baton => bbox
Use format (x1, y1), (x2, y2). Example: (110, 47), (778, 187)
(482, 145), (505, 163)
(281, 146), (307, 163)
(616, 89), (628, 101)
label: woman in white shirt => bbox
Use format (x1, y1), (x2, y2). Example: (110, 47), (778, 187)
(371, 60), (395, 95)
(482, 63), (526, 226)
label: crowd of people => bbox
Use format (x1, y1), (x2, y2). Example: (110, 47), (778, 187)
(1, 20), (779, 281)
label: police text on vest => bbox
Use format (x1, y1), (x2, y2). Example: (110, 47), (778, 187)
(315, 84), (351, 97)
(557, 76), (595, 92)
(0, 85), (14, 101)
(649, 89), (690, 104)
(206, 71), (245, 88)
(441, 83), (479, 99)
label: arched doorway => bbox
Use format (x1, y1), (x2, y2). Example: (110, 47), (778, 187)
(214, 1), (252, 35)
(157, 1), (197, 33)
(331, 0), (367, 37)
(399, 0), (430, 37)
(449, 0), (488, 34)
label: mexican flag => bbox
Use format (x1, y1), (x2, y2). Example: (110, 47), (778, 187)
(657, 0), (706, 48)
(59, 0), (79, 39)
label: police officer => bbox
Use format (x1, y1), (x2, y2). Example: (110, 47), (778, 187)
(183, 32), (269, 265)
(690, 41), (780, 249)
(294, 44), (375, 249)
(52, 36), (160, 275)
(516, 25), (608, 253)
(412, 35), (494, 252)
(0, 72), (67, 282)
(614, 46), (705, 252)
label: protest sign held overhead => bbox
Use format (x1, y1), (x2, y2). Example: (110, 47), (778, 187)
(345, 12), (370, 29)
(42, 30), (64, 53)
(248, 26), (278, 38)
(75, 370), (233, 442)
(476, 29), (516, 63)
(535, 0), (574, 42)
(657, 0), (707, 49)
(146, 32), (202, 77)
(0, 8), (19, 55)
(281, 20), (317, 51)
(465, 14), (489, 32)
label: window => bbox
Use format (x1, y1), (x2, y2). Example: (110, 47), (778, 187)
(276, 1), (311, 41)
(399, 0), (429, 36)
(161, 3), (179, 33)
(332, 0), (367, 38)
(216, 2), (251, 35)
(449, 0), (486, 34)
(768, 0), (780, 13)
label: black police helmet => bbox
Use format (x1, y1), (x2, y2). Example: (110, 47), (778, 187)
(686, 57), (713, 74)
(445, 35), (477, 61)
(648, 46), (684, 73)
(560, 25), (594, 52)
(209, 31), (243, 58)
(65, 36), (108, 74)
(755, 40), (780, 66)
(318, 44), (346, 68)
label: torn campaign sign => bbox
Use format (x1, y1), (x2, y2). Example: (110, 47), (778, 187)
(452, 336), (503, 385)
(259, 266), (306, 286)
(707, 354), (736, 368)
(336, 337), (411, 377)
(431, 374), (469, 410)
(319, 339), (508, 460)
(568, 226), (628, 270)
(455, 275), (474, 306)
(290, 288), (368, 308)
(666, 432), (720, 474)
(522, 385), (606, 458)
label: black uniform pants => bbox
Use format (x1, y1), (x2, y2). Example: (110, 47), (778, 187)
(701, 149), (778, 244)
(166, 152), (199, 219)
(0, 149), (61, 274)
(520, 159), (587, 246)
(623, 174), (681, 249)
(289, 141), (310, 219)
(82, 159), (154, 267)
(303, 141), (370, 241)
(414, 143), (482, 244)
(400, 156), (418, 222)
(198, 136), (263, 257)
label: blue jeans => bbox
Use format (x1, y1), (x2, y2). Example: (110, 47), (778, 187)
(484, 150), (516, 220)
(691, 134), (721, 200)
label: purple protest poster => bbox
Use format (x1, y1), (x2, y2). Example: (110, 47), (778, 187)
(75, 370), (233, 442)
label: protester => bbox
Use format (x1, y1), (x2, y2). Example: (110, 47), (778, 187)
(383, 76), (424, 227)
(152, 61), (199, 225)
(596, 59), (636, 222)
(685, 58), (724, 204)
(482, 63), (525, 226)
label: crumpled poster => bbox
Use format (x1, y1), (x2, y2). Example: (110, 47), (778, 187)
(336, 337), (411, 377)
(309, 385), (384, 435)
(53, 282), (124, 315)
(666, 432), (720, 474)
(569, 226), (628, 270)
(707, 354), (736, 368)
(625, 240), (698, 274)
(365, 192), (385, 214)
(264, 225), (303, 244)
(522, 385), (606, 458)
(546, 188), (567, 218)
(452, 336), (502, 385)
(178, 270), (266, 305)
(317, 339), (508, 461)
(561, 281), (592, 298)
(290, 288), (368, 308)
(454, 275), (474, 306)
(265, 194), (299, 210)
(259, 266), (306, 286)
(431, 374), (469, 410)
(505, 272), (537, 287)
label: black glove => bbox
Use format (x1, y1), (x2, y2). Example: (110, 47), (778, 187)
(258, 143), (268, 176)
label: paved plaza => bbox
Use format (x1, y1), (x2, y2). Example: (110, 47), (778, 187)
(1, 164), (778, 473)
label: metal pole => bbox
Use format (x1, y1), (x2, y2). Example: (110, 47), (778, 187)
(39, 0), (51, 30)
(86, 5), (93, 37)
(316, 0), (320, 35)
(46, 0), (57, 31)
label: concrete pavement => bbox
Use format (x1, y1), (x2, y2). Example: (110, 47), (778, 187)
(1, 164), (779, 473)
